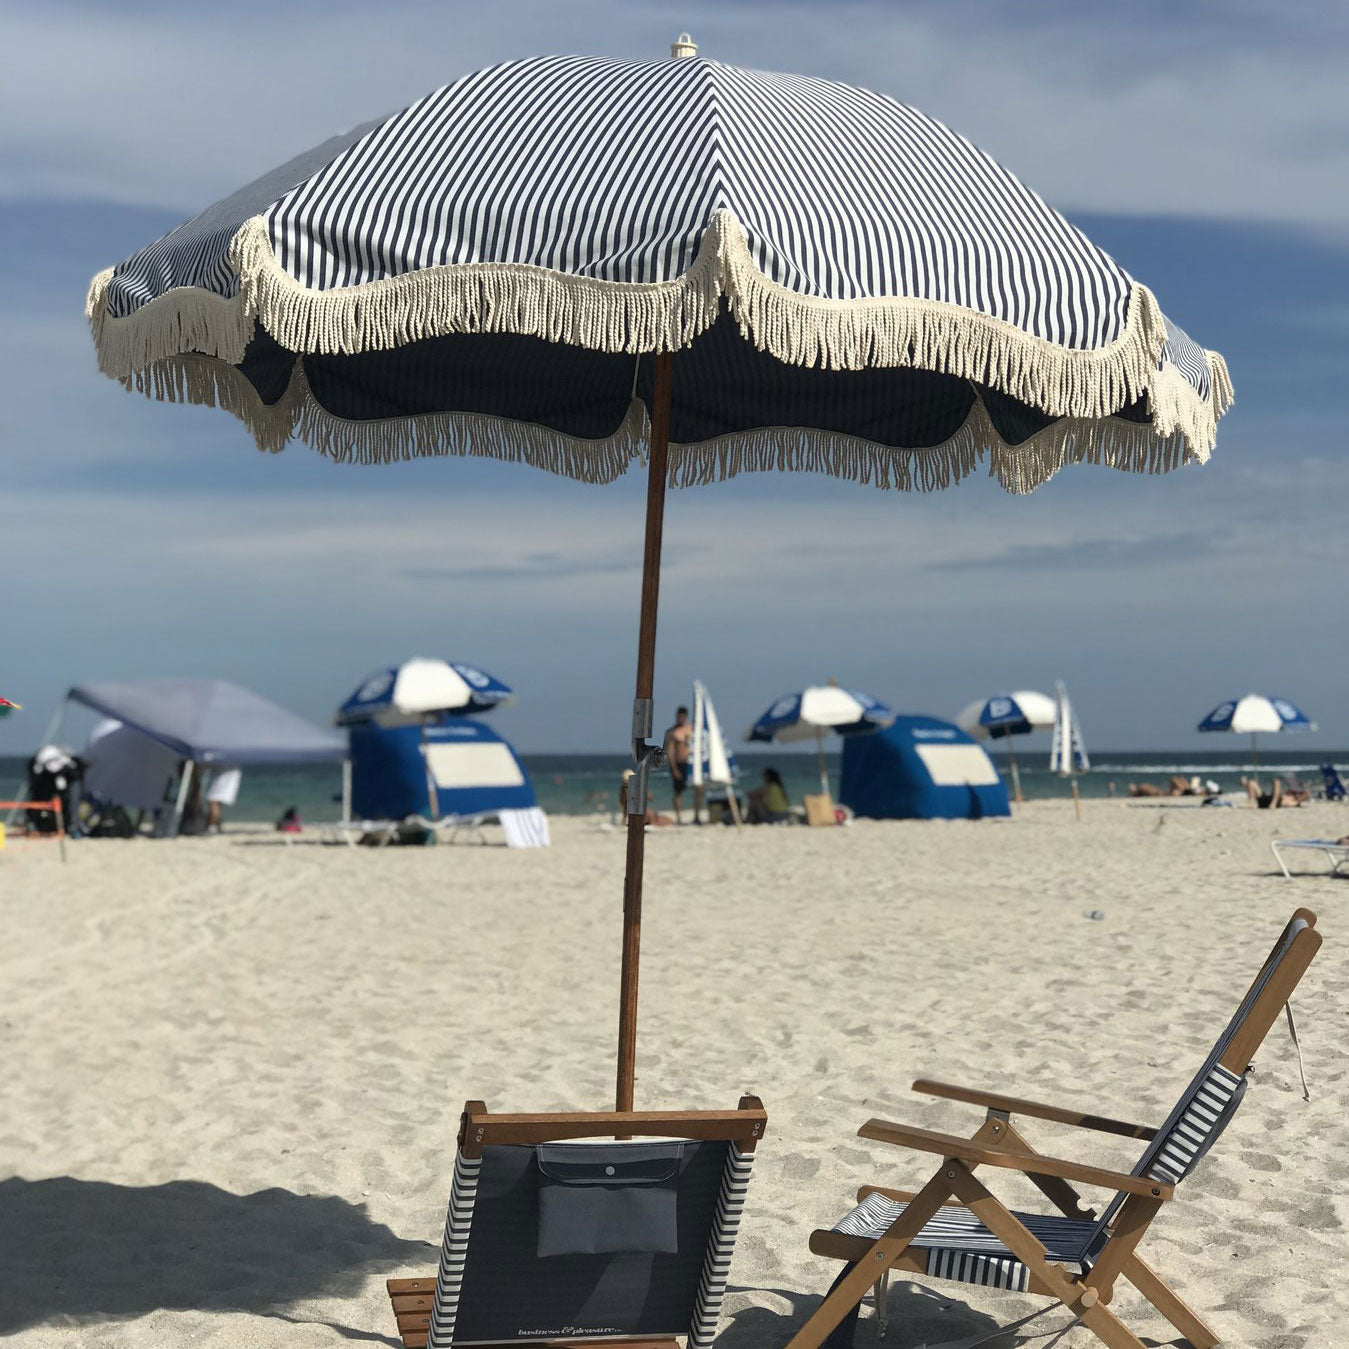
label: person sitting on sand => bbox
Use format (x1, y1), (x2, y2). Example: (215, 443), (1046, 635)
(1242, 775), (1300, 809)
(620, 769), (675, 827)
(746, 767), (792, 824)
(275, 806), (302, 833)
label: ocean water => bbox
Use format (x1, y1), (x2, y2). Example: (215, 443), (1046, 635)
(4, 748), (1344, 824)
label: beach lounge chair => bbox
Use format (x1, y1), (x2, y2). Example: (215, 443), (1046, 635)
(788, 911), (1321, 1349)
(387, 1096), (766, 1348)
(1271, 838), (1349, 878)
(1320, 764), (1346, 801)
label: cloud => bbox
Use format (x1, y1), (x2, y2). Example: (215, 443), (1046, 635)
(3, 1), (1348, 235)
(936, 532), (1219, 572)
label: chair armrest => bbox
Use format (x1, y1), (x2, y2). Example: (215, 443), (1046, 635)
(858, 1118), (1172, 1199)
(912, 1078), (1157, 1141)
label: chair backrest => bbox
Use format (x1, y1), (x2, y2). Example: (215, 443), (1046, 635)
(1322, 765), (1346, 800)
(425, 1098), (766, 1349)
(1090, 912), (1320, 1242)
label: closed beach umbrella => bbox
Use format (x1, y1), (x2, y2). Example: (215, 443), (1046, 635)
(690, 679), (740, 826)
(957, 690), (1057, 803)
(85, 39), (1232, 1110)
(748, 685), (894, 797)
(1048, 681), (1090, 818)
(1198, 694), (1314, 767)
(335, 658), (513, 726)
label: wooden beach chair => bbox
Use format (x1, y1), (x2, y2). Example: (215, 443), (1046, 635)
(387, 1096), (766, 1349)
(787, 911), (1321, 1349)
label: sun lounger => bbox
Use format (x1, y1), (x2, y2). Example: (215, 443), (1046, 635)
(312, 807), (549, 849)
(387, 1097), (766, 1348)
(1272, 839), (1349, 878)
(789, 911), (1321, 1349)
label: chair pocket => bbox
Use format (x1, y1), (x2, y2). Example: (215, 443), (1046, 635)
(536, 1141), (683, 1256)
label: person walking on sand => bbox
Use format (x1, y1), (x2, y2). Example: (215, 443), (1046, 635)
(662, 705), (698, 823)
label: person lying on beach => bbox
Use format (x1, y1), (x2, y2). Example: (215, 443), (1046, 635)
(1242, 775), (1301, 809)
(746, 768), (792, 824)
(1128, 775), (1201, 798)
(620, 769), (675, 827)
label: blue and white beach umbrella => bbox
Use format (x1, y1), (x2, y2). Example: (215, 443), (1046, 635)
(957, 690), (1057, 803)
(84, 35), (1233, 1113)
(958, 691), (1058, 741)
(336, 658), (512, 727)
(748, 685), (893, 796)
(1198, 694), (1315, 765)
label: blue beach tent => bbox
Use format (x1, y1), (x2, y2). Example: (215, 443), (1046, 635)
(349, 714), (537, 821)
(840, 715), (1010, 820)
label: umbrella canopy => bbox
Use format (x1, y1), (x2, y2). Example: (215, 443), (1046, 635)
(85, 38), (1232, 1112)
(957, 690), (1058, 740)
(748, 685), (893, 798)
(748, 686), (894, 743)
(1198, 694), (1315, 735)
(67, 679), (346, 765)
(0, 697), (20, 719)
(336, 658), (513, 726)
(88, 55), (1228, 491)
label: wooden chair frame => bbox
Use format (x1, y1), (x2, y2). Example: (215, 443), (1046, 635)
(786, 911), (1321, 1349)
(388, 1096), (767, 1349)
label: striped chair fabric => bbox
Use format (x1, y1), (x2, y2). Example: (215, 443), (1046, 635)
(832, 1192), (1099, 1293)
(427, 1150), (483, 1348)
(688, 1144), (756, 1349)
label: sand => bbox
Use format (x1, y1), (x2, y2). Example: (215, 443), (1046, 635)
(1, 800), (1344, 1348)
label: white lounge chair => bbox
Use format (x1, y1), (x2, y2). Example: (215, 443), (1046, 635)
(1271, 838), (1349, 878)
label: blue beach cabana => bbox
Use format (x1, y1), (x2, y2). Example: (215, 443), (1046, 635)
(840, 715), (1010, 820)
(347, 714), (537, 822)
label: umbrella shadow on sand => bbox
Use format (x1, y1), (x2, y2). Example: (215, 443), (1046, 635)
(719, 1280), (1032, 1348)
(0, 1175), (429, 1342)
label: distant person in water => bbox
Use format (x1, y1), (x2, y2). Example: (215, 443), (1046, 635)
(747, 767), (792, 824)
(662, 705), (696, 822)
(620, 769), (674, 827)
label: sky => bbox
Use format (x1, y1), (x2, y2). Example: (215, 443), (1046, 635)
(1, 0), (1346, 756)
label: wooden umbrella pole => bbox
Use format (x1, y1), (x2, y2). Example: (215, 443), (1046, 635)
(616, 351), (674, 1113)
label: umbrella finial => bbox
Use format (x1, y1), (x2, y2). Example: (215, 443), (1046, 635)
(670, 32), (698, 59)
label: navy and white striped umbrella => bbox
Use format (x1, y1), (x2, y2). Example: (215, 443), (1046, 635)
(88, 51), (1229, 493)
(83, 36), (1233, 1115)
(335, 658), (513, 726)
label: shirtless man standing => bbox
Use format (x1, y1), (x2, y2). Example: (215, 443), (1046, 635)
(663, 705), (695, 823)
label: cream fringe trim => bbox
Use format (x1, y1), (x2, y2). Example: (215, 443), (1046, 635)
(120, 353), (1203, 495)
(123, 356), (642, 482)
(89, 210), (1229, 454)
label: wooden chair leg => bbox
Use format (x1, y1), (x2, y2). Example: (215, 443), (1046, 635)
(1121, 1254), (1221, 1349)
(785, 1169), (954, 1349)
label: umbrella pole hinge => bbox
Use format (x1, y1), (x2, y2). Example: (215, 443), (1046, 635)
(628, 701), (667, 815)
